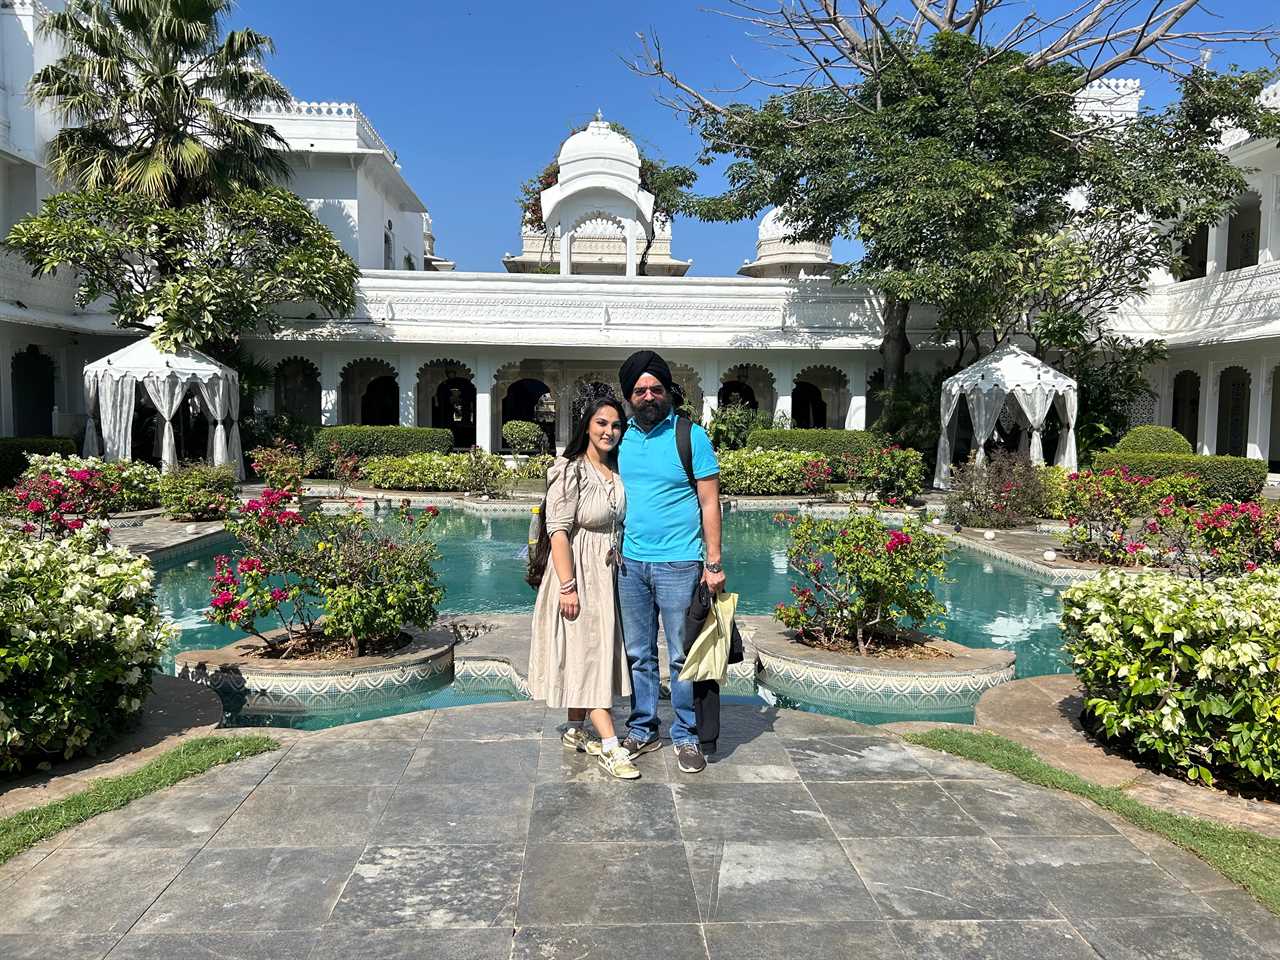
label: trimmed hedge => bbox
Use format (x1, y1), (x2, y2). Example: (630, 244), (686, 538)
(0, 437), (76, 487)
(1092, 450), (1266, 503)
(310, 426), (454, 474)
(1113, 425), (1193, 455)
(746, 429), (885, 480)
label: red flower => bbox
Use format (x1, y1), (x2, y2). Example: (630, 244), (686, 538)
(424, 505), (440, 518)
(211, 590), (235, 609)
(26, 500), (45, 514)
(270, 587), (288, 603)
(20, 523), (36, 534)
(64, 519), (84, 531)
(237, 557), (265, 574)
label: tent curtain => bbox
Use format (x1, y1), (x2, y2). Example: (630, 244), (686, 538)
(196, 378), (229, 468)
(964, 385), (1007, 467)
(1055, 390), (1079, 471)
(82, 372), (101, 457)
(142, 373), (186, 473)
(225, 376), (244, 480)
(97, 374), (137, 462)
(1011, 383), (1055, 466)
(932, 386), (963, 489)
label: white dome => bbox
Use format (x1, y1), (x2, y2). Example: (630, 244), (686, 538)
(558, 116), (640, 169)
(758, 207), (794, 242)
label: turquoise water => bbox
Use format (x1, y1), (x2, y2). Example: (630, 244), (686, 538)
(156, 508), (1068, 679)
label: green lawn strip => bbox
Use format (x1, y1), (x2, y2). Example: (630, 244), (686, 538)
(902, 728), (1280, 917)
(0, 734), (278, 865)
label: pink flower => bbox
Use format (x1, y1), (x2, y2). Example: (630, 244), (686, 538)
(237, 557), (265, 574)
(885, 530), (912, 553)
(1125, 541), (1146, 555)
(64, 518), (84, 531)
(1245, 561), (1259, 572)
(270, 587), (287, 603)
(20, 523), (36, 534)
(211, 590), (234, 609)
(25, 500), (44, 514)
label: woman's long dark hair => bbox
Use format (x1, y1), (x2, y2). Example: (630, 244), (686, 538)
(560, 396), (626, 463)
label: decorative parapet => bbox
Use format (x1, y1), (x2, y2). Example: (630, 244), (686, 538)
(253, 99), (397, 163)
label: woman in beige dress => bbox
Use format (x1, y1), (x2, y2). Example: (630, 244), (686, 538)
(528, 397), (639, 780)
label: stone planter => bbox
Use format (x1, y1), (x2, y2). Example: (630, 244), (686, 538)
(174, 622), (454, 721)
(752, 621), (1015, 721)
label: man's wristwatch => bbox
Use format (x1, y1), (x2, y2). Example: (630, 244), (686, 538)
(704, 561), (724, 574)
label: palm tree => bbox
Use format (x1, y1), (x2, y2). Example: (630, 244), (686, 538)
(29, 0), (292, 207)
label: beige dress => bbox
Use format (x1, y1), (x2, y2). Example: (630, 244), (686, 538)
(528, 457), (631, 709)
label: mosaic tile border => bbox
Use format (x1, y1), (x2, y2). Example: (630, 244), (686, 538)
(455, 656), (532, 698)
(148, 531), (236, 567)
(757, 645), (1015, 714)
(174, 645), (453, 713)
(935, 530), (1097, 585)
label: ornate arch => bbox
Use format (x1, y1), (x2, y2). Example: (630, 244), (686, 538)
(570, 211), (626, 239)
(273, 356), (322, 425)
(1216, 364), (1251, 457)
(339, 358), (397, 426)
(417, 357), (474, 381)
(340, 356), (396, 378)
(274, 355), (321, 378)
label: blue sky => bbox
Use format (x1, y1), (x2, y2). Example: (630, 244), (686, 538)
(231, 1), (1276, 276)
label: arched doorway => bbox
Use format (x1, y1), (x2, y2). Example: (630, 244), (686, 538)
(502, 378), (555, 451)
(718, 381), (757, 410)
(1171, 370), (1199, 449)
(792, 382), (827, 428)
(866, 368), (885, 430)
(274, 357), (321, 425)
(434, 377), (476, 448)
(340, 359), (397, 425)
(1216, 366), (1250, 457)
(11, 345), (55, 437)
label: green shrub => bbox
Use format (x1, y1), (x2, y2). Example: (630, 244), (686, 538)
(1059, 467), (1201, 565)
(747, 429), (886, 480)
(502, 420), (547, 455)
(249, 443), (313, 495)
(239, 412), (321, 454)
(843, 445), (926, 504)
(709, 404), (781, 451)
(158, 463), (239, 521)
(773, 510), (950, 655)
(1039, 466), (1069, 520)
(310, 426), (454, 474)
(20, 454), (160, 512)
(719, 449), (829, 496)
(1092, 450), (1266, 503)
(0, 528), (174, 772)
(945, 451), (1049, 528)
(0, 437), (76, 486)
(363, 451), (511, 495)
(515, 453), (556, 482)
(1063, 567), (1280, 789)
(1113, 425), (1193, 455)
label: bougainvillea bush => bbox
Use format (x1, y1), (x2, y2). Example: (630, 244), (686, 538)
(840, 445), (925, 505)
(1063, 567), (1280, 790)
(1159, 499), (1280, 580)
(249, 442), (313, 496)
(208, 490), (444, 657)
(944, 451), (1049, 528)
(19, 453), (160, 513)
(773, 510), (949, 655)
(158, 463), (239, 521)
(1058, 467), (1200, 565)
(0, 528), (173, 772)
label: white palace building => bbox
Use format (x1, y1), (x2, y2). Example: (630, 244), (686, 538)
(3, 1), (1280, 467)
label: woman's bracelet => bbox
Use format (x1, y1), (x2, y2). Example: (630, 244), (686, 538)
(559, 579), (577, 595)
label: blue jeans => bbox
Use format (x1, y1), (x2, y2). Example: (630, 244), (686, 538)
(618, 558), (702, 747)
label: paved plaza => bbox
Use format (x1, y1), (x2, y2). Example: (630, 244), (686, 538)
(2, 700), (1278, 960)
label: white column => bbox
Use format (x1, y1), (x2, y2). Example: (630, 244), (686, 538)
(844, 354), (868, 429)
(1261, 175), (1280, 265)
(1199, 363), (1216, 455)
(320, 356), (340, 426)
(1207, 219), (1230, 275)
(474, 356), (494, 452)
(624, 221), (637, 277)
(1156, 364), (1174, 427)
(397, 354), (421, 427)
(560, 230), (573, 276)
(772, 357), (795, 426)
(0, 336), (13, 436)
(700, 357), (720, 425)
(1248, 358), (1269, 461)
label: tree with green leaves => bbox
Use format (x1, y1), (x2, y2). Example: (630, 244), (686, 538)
(4, 186), (359, 349)
(517, 120), (696, 275)
(30, 0), (291, 207)
(633, 1), (1277, 388)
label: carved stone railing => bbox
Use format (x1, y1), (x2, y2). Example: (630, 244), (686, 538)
(253, 100), (396, 162)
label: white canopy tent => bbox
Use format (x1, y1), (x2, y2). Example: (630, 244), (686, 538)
(933, 341), (1077, 490)
(83, 339), (245, 479)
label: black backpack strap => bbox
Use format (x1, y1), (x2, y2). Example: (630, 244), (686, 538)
(676, 416), (697, 490)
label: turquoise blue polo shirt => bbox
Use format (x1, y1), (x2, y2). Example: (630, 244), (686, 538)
(618, 410), (719, 562)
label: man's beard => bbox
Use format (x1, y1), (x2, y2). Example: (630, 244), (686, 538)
(632, 396), (672, 430)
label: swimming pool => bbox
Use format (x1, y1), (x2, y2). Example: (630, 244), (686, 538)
(155, 507), (1068, 699)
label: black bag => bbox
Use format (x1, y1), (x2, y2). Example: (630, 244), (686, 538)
(525, 461), (581, 590)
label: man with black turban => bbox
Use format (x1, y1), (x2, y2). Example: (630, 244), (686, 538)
(614, 350), (725, 774)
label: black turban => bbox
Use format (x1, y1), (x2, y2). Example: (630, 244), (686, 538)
(619, 350), (674, 399)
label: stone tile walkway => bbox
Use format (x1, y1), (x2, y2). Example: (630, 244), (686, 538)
(3, 700), (1278, 959)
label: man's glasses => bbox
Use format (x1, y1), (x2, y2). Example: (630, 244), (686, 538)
(632, 385), (666, 398)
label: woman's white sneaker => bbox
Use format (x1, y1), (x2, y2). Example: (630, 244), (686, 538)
(598, 745), (641, 780)
(561, 726), (603, 756)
